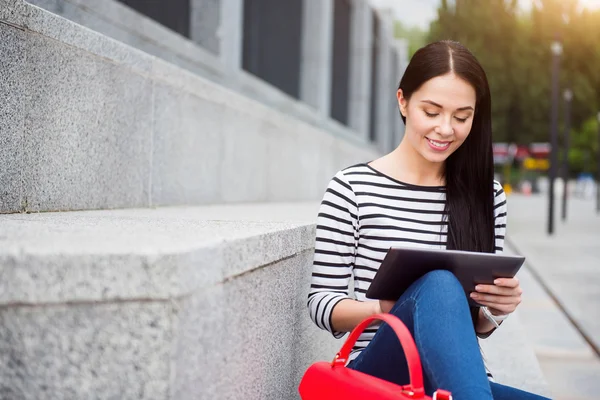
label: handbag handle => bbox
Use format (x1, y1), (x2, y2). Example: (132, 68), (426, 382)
(332, 313), (425, 398)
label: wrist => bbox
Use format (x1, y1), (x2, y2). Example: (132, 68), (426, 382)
(480, 306), (508, 328)
(372, 300), (382, 315)
(488, 307), (509, 317)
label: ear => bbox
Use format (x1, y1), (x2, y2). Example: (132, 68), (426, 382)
(397, 89), (408, 117)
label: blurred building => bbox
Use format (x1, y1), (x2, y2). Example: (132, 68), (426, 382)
(29, 0), (409, 153)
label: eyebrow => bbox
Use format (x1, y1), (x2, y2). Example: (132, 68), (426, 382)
(421, 100), (474, 112)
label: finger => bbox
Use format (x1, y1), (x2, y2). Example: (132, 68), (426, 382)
(475, 300), (517, 314)
(475, 284), (519, 296)
(477, 300), (519, 312)
(493, 277), (520, 288)
(470, 292), (519, 305)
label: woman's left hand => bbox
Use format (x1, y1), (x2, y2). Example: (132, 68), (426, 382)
(470, 277), (523, 315)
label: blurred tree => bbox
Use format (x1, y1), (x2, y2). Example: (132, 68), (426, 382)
(394, 21), (427, 57)
(568, 116), (599, 175)
(429, 0), (540, 143)
(427, 0), (600, 169)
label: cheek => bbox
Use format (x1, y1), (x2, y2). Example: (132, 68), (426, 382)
(454, 122), (473, 142)
(407, 114), (434, 136)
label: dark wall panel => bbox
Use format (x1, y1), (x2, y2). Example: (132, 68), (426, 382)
(243, 0), (303, 99)
(117, 0), (190, 38)
(369, 11), (379, 143)
(330, 0), (351, 125)
(391, 48), (401, 149)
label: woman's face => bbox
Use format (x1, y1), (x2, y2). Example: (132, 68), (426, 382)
(398, 73), (476, 164)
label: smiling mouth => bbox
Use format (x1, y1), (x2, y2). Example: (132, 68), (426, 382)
(426, 138), (451, 149)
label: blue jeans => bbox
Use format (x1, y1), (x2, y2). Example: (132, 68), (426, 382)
(348, 270), (550, 400)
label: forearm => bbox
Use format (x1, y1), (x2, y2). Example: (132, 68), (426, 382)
(331, 299), (379, 333)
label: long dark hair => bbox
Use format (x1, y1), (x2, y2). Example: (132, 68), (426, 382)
(398, 40), (495, 253)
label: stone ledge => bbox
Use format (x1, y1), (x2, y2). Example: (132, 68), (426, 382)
(0, 203), (320, 305)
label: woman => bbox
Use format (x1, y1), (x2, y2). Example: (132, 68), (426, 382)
(307, 40), (549, 400)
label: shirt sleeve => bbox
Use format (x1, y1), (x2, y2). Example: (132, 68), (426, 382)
(493, 181), (507, 254)
(475, 181), (508, 339)
(307, 170), (358, 338)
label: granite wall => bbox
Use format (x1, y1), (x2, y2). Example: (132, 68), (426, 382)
(0, 0), (378, 213)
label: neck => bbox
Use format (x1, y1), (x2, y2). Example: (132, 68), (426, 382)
(393, 137), (446, 186)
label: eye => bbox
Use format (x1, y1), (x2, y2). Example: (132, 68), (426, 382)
(425, 111), (438, 118)
(455, 116), (468, 123)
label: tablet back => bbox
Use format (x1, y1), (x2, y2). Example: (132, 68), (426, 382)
(365, 247), (525, 306)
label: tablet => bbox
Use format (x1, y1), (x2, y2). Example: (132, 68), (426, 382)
(365, 247), (525, 307)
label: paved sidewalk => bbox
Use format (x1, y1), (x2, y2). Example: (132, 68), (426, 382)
(505, 194), (600, 400)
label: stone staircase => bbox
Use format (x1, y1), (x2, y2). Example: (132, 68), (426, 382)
(0, 0), (550, 398)
(0, 1), (374, 398)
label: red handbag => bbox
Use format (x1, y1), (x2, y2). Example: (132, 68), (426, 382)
(299, 314), (452, 399)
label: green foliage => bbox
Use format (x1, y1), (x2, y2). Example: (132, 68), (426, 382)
(394, 21), (427, 57)
(568, 116), (599, 174)
(422, 0), (600, 169)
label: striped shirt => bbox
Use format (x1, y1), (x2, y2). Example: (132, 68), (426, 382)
(307, 163), (507, 362)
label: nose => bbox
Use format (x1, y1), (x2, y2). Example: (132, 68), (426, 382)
(438, 117), (453, 137)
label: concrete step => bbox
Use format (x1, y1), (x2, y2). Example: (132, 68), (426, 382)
(0, 203), (321, 305)
(0, 203), (336, 399)
(0, 202), (551, 399)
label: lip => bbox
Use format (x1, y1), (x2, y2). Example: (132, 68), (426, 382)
(426, 137), (452, 152)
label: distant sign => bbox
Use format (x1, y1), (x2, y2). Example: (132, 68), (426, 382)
(523, 157), (549, 170)
(493, 142), (511, 165)
(529, 143), (551, 157)
(515, 145), (530, 160)
(493, 142), (530, 164)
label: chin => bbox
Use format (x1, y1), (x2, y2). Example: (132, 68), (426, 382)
(423, 153), (449, 163)
(420, 147), (453, 163)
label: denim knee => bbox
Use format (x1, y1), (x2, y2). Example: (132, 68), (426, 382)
(421, 270), (461, 287)
(411, 270), (465, 303)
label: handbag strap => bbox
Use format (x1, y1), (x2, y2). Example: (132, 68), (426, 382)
(332, 313), (425, 398)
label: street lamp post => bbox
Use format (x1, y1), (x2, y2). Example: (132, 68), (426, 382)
(561, 88), (572, 221)
(548, 40), (562, 235)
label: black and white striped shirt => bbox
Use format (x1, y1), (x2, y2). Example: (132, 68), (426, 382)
(307, 163), (508, 361)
